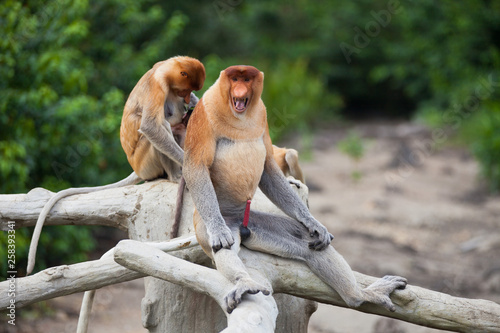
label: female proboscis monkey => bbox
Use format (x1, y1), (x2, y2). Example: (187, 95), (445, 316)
(26, 56), (205, 275)
(183, 65), (407, 313)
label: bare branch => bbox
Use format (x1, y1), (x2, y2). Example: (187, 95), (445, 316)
(0, 180), (180, 231)
(114, 240), (278, 332)
(0, 236), (204, 309)
(2, 238), (497, 333)
(2, 180), (499, 332)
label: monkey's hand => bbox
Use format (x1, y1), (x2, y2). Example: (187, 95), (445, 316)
(304, 219), (334, 251)
(207, 223), (235, 252)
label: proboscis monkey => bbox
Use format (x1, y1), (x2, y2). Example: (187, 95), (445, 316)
(272, 145), (305, 184)
(183, 65), (407, 313)
(26, 56), (205, 275)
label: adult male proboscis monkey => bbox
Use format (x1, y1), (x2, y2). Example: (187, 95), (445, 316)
(26, 56), (205, 275)
(183, 65), (407, 313)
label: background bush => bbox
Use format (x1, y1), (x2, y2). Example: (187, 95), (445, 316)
(1, 0), (498, 274)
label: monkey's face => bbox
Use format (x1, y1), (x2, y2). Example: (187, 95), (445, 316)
(171, 58), (206, 104)
(222, 66), (263, 116)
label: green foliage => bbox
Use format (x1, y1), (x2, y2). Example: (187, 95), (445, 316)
(0, 226), (94, 276)
(0, 0), (190, 274)
(369, 1), (500, 190)
(262, 59), (342, 140)
(338, 131), (365, 181)
(461, 106), (500, 193)
(338, 131), (365, 162)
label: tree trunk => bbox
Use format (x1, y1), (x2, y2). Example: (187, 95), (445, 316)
(127, 181), (316, 333)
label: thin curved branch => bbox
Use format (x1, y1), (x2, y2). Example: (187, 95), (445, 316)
(0, 235), (204, 309)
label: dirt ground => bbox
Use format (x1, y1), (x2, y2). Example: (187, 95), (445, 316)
(5, 121), (500, 333)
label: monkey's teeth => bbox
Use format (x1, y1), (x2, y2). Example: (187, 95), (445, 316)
(233, 97), (247, 111)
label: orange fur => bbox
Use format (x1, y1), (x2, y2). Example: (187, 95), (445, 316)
(272, 145), (305, 183)
(184, 66), (271, 235)
(120, 56), (205, 180)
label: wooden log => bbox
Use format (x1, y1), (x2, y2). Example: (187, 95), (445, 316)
(1, 237), (499, 333)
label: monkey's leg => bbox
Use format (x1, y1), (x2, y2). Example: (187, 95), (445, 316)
(195, 216), (271, 313)
(128, 139), (165, 180)
(244, 211), (406, 312)
(307, 248), (406, 311)
(214, 244), (272, 313)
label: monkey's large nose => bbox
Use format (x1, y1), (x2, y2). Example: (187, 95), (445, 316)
(233, 85), (248, 99)
(178, 90), (191, 104)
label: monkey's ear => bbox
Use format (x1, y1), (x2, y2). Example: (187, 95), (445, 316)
(218, 70), (230, 100)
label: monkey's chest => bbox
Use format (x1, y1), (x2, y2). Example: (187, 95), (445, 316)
(211, 137), (266, 205)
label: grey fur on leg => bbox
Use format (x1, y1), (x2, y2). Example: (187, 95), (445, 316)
(210, 224), (271, 313)
(241, 210), (406, 312)
(259, 160), (333, 251)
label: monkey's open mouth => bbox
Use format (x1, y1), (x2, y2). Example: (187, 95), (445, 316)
(233, 97), (249, 113)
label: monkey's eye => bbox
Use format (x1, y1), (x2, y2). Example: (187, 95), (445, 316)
(232, 77), (238, 81)
(244, 78), (250, 82)
(180, 71), (188, 77)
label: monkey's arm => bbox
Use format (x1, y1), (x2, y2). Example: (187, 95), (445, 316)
(188, 92), (199, 109)
(140, 107), (184, 166)
(183, 162), (235, 251)
(183, 102), (235, 251)
(259, 133), (333, 250)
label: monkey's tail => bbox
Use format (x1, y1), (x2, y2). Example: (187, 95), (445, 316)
(26, 172), (142, 275)
(171, 176), (186, 239)
(285, 149), (305, 184)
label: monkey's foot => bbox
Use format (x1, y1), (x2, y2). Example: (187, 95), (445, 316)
(363, 275), (407, 312)
(224, 278), (271, 313)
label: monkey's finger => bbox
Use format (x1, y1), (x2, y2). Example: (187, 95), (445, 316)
(309, 230), (319, 238)
(221, 236), (235, 249)
(385, 275), (408, 290)
(224, 292), (240, 314)
(380, 297), (397, 312)
(310, 237), (332, 251)
(308, 240), (324, 250)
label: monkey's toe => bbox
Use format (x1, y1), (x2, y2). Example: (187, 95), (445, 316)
(386, 300), (396, 312)
(224, 279), (271, 313)
(384, 275), (408, 290)
(224, 290), (242, 313)
(212, 244), (222, 253)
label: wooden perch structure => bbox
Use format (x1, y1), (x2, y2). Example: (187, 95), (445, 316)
(1, 180), (500, 332)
